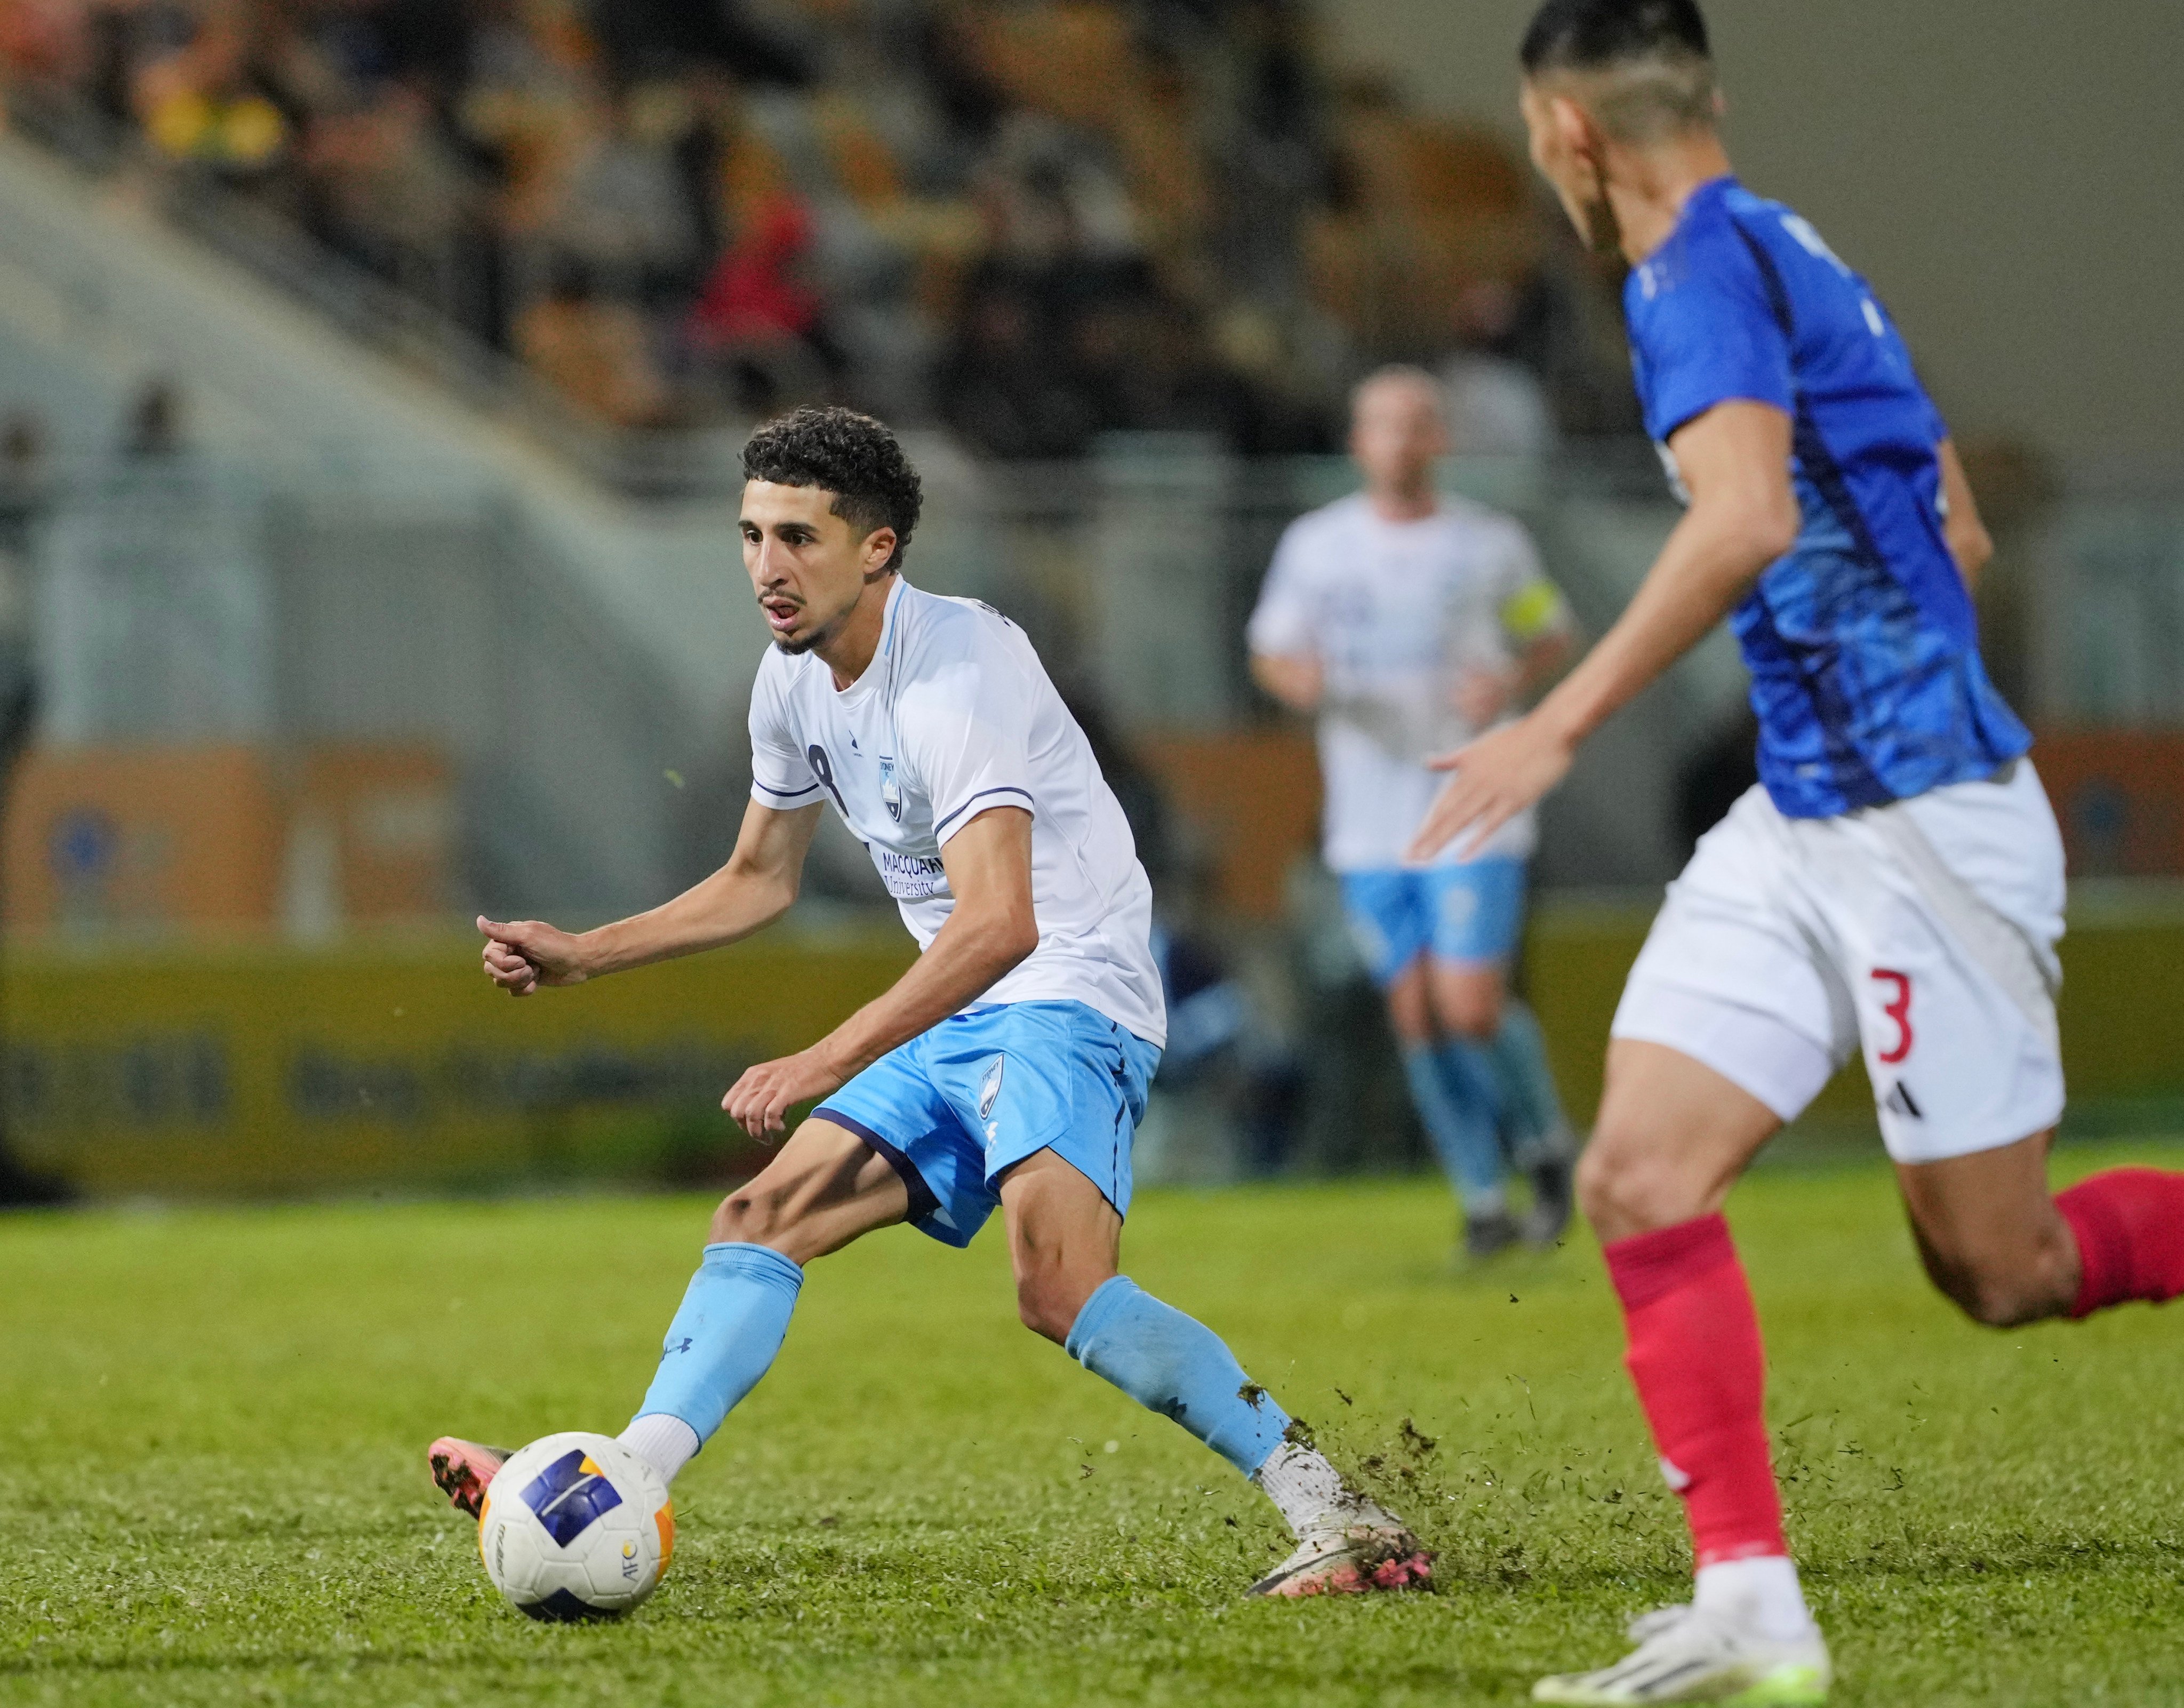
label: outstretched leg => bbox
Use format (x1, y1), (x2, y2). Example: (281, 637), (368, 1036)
(998, 1149), (1432, 1598)
(429, 1118), (907, 1512)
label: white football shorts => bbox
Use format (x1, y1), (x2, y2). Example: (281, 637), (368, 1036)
(1611, 760), (2066, 1163)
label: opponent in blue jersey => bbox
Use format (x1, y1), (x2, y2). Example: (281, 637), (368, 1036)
(1625, 176), (2030, 818)
(1407, 4), (2184, 1701)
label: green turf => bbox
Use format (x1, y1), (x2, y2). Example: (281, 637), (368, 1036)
(5, 1143), (2183, 1706)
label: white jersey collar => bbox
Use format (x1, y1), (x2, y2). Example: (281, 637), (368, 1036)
(832, 575), (909, 709)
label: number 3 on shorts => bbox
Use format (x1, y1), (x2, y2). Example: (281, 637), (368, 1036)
(1870, 968), (1914, 1064)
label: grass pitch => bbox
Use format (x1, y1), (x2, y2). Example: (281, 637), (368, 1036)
(4, 1142), (2183, 1707)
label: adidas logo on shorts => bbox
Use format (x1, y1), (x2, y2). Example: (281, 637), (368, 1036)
(1882, 1080), (1924, 1121)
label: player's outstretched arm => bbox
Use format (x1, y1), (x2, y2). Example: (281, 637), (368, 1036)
(477, 799), (824, 996)
(722, 805), (1039, 1140)
(1406, 401), (1798, 861)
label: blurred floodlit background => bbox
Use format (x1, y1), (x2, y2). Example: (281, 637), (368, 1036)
(0, 0), (2177, 1202)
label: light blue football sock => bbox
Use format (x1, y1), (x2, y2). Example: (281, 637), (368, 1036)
(630, 1241), (803, 1450)
(1402, 1040), (1506, 1214)
(1065, 1275), (1291, 1476)
(1489, 999), (1574, 1166)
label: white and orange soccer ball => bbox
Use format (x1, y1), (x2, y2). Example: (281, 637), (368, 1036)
(477, 1432), (674, 1621)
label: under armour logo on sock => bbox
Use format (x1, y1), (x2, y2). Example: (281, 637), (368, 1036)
(1659, 1455), (1693, 1491)
(665, 1337), (694, 1355)
(1882, 1080), (1924, 1120)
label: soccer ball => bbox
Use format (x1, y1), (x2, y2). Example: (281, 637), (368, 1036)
(477, 1432), (674, 1621)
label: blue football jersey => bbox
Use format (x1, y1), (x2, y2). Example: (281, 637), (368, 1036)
(1625, 176), (2029, 819)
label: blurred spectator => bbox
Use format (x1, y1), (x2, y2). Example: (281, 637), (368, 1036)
(1954, 435), (2055, 717)
(122, 375), (187, 457)
(0, 0), (1634, 450)
(133, 7), (286, 180)
(689, 191), (840, 414)
(0, 404), (66, 1206)
(0, 409), (50, 551)
(1439, 278), (1555, 459)
(0, 411), (48, 731)
(516, 256), (673, 427)
(551, 83), (703, 300)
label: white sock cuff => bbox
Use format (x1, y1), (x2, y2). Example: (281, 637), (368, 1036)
(619, 1412), (701, 1486)
(1252, 1441), (1356, 1533)
(1694, 1555), (1813, 1643)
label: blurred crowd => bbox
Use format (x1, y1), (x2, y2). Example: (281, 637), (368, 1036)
(0, 0), (1639, 453)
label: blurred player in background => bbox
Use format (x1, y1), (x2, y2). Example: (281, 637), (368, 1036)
(1406, 1), (2184, 1698)
(1250, 366), (1577, 1259)
(433, 408), (1430, 1601)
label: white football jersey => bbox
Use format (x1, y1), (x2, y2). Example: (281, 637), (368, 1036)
(1247, 492), (1569, 872)
(749, 577), (1166, 1047)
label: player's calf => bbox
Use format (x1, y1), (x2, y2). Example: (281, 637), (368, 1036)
(1911, 1233), (2076, 1328)
(1896, 1135), (2083, 1328)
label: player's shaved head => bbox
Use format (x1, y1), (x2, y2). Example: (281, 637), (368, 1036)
(1517, 0), (1730, 263)
(1520, 0), (1718, 144)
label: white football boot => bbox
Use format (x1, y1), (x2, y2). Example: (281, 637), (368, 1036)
(1532, 1602), (1830, 1705)
(1245, 1497), (1433, 1598)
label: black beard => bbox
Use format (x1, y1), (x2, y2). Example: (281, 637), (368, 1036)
(765, 570), (894, 655)
(767, 600), (846, 656)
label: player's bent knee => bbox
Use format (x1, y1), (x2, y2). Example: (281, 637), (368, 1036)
(1940, 1271), (2055, 1329)
(1575, 1134), (1708, 1236)
(1433, 991), (1501, 1041)
(709, 1185), (795, 1248)
(1014, 1274), (1080, 1345)
(1929, 1247), (2075, 1329)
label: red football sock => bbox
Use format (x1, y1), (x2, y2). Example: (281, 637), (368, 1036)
(2055, 1168), (2184, 1318)
(1604, 1212), (1787, 1567)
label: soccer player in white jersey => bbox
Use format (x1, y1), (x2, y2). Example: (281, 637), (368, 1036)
(426, 408), (1429, 1600)
(1407, 2), (2184, 1699)
(1250, 366), (1578, 1259)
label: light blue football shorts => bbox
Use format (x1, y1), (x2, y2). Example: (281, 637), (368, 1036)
(813, 1000), (1163, 1249)
(1340, 858), (1528, 987)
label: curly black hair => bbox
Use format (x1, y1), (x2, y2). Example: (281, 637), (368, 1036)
(741, 407), (923, 573)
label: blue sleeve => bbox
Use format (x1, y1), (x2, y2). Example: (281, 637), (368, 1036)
(1633, 251), (1794, 442)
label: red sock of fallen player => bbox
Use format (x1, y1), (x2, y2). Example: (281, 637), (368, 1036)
(2055, 1168), (2184, 1317)
(1604, 1212), (1786, 1565)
